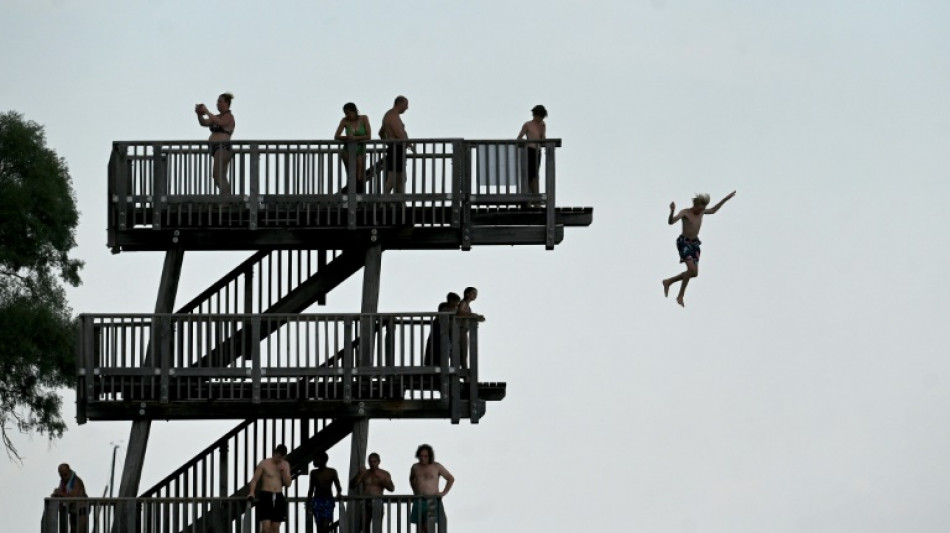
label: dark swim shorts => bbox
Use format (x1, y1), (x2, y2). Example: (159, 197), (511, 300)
(209, 142), (233, 156)
(676, 235), (701, 263)
(310, 497), (335, 520)
(410, 497), (443, 525)
(256, 491), (288, 523)
(385, 143), (407, 172)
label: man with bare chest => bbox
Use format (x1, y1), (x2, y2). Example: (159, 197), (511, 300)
(517, 105), (547, 195)
(379, 95), (410, 193)
(409, 444), (453, 532)
(351, 452), (395, 533)
(662, 191), (736, 307)
(308, 452), (342, 533)
(248, 444), (292, 533)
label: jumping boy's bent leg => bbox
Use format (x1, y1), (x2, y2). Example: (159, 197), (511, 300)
(675, 260), (698, 307)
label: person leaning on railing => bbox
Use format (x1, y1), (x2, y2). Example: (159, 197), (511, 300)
(51, 463), (88, 533)
(194, 92), (236, 195)
(334, 102), (372, 193)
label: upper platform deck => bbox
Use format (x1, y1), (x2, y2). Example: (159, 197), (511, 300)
(107, 138), (592, 252)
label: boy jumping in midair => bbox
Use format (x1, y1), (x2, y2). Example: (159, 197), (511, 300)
(663, 191), (736, 307)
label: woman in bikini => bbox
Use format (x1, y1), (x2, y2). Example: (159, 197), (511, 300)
(195, 92), (235, 194)
(334, 102), (372, 192)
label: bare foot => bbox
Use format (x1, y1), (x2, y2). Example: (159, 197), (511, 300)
(676, 296), (685, 307)
(662, 279), (671, 297)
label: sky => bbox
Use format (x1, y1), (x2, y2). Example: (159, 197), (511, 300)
(2, 0), (950, 531)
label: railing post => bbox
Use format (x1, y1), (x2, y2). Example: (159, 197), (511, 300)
(251, 316), (262, 404)
(544, 140), (557, 250)
(108, 147), (120, 249)
(114, 143), (129, 232)
(468, 322), (480, 423)
(439, 314), (451, 402)
(152, 144), (166, 230)
(450, 140), (462, 228)
(79, 316), (96, 424)
(41, 498), (56, 533)
(347, 142), (357, 230)
(460, 142), (472, 251)
(343, 317), (353, 403)
(449, 319), (461, 424)
(158, 315), (170, 404)
(249, 144), (260, 231)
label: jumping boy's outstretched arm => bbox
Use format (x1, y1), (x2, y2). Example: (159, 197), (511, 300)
(704, 191), (736, 214)
(668, 202), (684, 225)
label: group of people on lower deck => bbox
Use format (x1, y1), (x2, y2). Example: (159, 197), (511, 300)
(425, 287), (485, 371)
(248, 444), (453, 533)
(195, 92), (548, 197)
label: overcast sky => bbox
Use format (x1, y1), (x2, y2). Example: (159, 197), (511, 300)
(3, 1), (950, 532)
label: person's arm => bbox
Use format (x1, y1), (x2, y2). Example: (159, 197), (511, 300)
(409, 465), (419, 495)
(437, 464), (454, 497)
(668, 204), (684, 225)
(333, 471), (343, 498)
(279, 459), (292, 488)
(334, 119), (348, 141)
(67, 477), (86, 498)
(540, 121), (546, 141)
(704, 191), (736, 214)
(247, 464), (263, 499)
(195, 104), (210, 127)
(382, 470), (395, 493)
(350, 466), (366, 488)
(517, 122), (528, 140)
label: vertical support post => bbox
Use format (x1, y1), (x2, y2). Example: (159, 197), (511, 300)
(158, 315), (170, 404)
(544, 140), (557, 250)
(450, 140), (462, 228)
(115, 250), (183, 533)
(348, 245), (382, 526)
(78, 317), (96, 424)
(449, 319), (461, 424)
(152, 145), (166, 230)
(108, 146), (121, 248)
(249, 144), (259, 231)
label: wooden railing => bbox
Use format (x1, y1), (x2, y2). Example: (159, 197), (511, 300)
(107, 138), (561, 235)
(42, 495), (446, 533)
(77, 313), (480, 420)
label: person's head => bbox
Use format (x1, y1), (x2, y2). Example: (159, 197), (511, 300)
(531, 105), (547, 120)
(415, 444), (434, 465)
(692, 193), (710, 213)
(57, 463), (71, 479)
(343, 102), (359, 120)
(368, 452), (380, 469)
(463, 287), (477, 301)
(217, 92), (234, 112)
(394, 95), (409, 113)
(274, 444), (288, 458)
(446, 292), (461, 304)
(314, 451), (328, 468)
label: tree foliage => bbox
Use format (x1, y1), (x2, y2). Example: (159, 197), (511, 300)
(0, 111), (83, 461)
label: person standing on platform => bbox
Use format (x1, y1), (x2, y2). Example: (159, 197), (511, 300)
(662, 191), (737, 307)
(248, 444), (292, 533)
(425, 292), (461, 367)
(379, 95), (411, 194)
(351, 452), (395, 533)
(456, 287), (484, 369)
(194, 92), (235, 194)
(52, 463), (88, 533)
(334, 102), (372, 193)
(517, 105), (547, 197)
(409, 444), (453, 533)
(308, 452), (342, 533)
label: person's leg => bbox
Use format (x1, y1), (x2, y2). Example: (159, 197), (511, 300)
(357, 154), (366, 192)
(675, 260), (698, 307)
(212, 149), (232, 194)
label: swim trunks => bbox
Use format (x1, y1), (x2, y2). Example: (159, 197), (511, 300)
(310, 497), (335, 520)
(525, 146), (541, 181)
(256, 491), (288, 523)
(385, 143), (407, 172)
(410, 497), (443, 525)
(676, 235), (701, 263)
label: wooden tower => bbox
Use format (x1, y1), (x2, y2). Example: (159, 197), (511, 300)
(68, 137), (591, 532)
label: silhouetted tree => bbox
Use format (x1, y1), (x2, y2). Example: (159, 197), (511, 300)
(0, 111), (82, 461)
